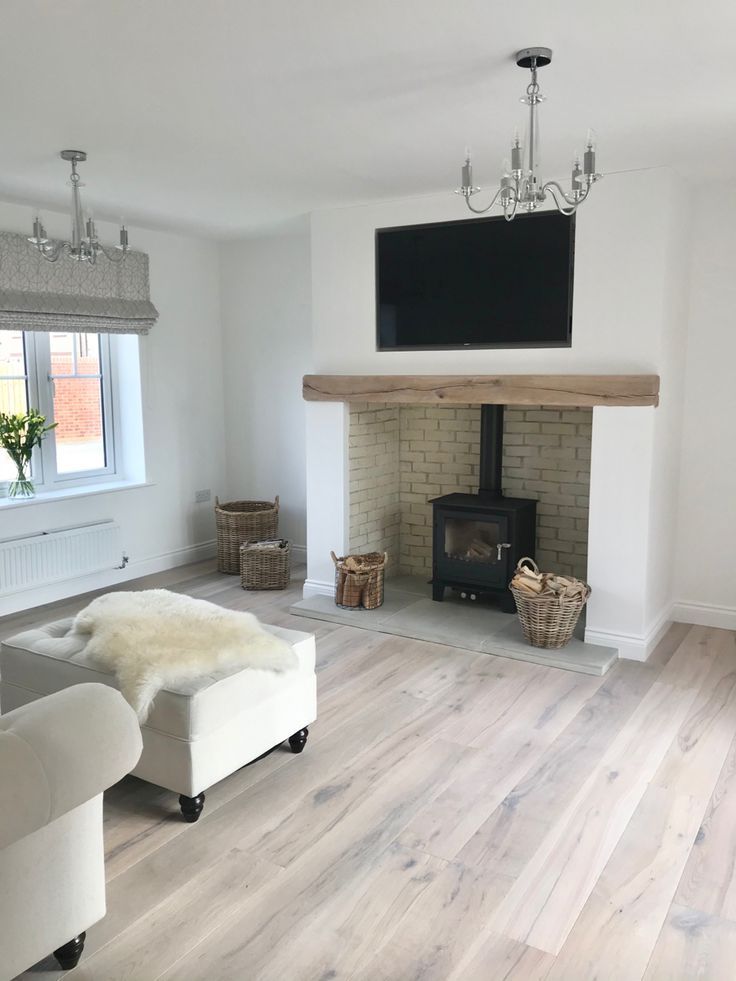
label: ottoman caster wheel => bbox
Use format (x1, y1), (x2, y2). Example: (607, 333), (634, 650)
(288, 727), (309, 754)
(53, 933), (86, 970)
(179, 792), (205, 822)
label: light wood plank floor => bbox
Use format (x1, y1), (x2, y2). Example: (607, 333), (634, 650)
(5, 561), (736, 980)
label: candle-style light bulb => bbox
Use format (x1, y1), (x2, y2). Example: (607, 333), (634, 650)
(584, 129), (597, 178)
(500, 158), (515, 205)
(29, 209), (48, 246)
(571, 151), (583, 195)
(118, 218), (129, 251)
(462, 148), (472, 188)
(511, 130), (523, 175)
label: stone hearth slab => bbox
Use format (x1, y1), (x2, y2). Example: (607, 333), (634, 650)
(290, 580), (617, 676)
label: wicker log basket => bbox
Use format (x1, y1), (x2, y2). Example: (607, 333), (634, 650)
(331, 551), (387, 610)
(215, 496), (279, 574)
(509, 557), (591, 650)
(240, 539), (290, 590)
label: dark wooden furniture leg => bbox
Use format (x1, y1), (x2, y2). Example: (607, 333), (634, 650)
(288, 727), (309, 753)
(53, 933), (86, 970)
(179, 792), (205, 822)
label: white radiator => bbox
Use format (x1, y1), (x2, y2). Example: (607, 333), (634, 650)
(0, 521), (122, 596)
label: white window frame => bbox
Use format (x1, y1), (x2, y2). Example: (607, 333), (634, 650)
(1, 329), (117, 491)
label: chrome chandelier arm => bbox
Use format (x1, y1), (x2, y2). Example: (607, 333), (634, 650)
(96, 244), (128, 263)
(462, 185), (504, 215)
(503, 195), (519, 222)
(32, 240), (69, 263)
(541, 180), (590, 216)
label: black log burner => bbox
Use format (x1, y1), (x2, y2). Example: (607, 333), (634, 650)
(430, 405), (536, 613)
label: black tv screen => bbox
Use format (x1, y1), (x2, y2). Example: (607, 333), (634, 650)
(376, 211), (575, 350)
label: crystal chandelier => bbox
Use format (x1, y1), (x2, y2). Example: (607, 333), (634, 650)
(457, 47), (602, 220)
(28, 150), (130, 263)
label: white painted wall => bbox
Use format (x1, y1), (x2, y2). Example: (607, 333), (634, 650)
(218, 219), (312, 551)
(0, 199), (227, 614)
(310, 169), (671, 375)
(673, 190), (736, 628)
(306, 168), (691, 657)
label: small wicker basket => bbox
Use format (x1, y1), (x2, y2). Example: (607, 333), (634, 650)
(240, 539), (291, 590)
(331, 551), (387, 610)
(215, 496), (279, 574)
(510, 557), (591, 650)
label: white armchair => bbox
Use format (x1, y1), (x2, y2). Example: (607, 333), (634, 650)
(0, 683), (142, 980)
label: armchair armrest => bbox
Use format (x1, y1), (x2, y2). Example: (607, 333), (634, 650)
(0, 683), (142, 850)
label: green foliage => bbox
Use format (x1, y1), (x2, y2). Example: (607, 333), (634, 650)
(0, 409), (57, 471)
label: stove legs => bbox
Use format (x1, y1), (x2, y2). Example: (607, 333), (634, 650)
(500, 592), (517, 614)
(432, 582), (445, 602)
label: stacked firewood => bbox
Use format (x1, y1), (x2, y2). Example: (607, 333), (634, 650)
(510, 562), (588, 601)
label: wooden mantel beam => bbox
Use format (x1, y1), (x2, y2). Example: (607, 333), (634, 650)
(302, 374), (660, 407)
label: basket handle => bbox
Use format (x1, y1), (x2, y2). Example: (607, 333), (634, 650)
(383, 552), (389, 567)
(330, 550), (339, 566)
(274, 495), (280, 510)
(215, 496), (220, 507)
(516, 556), (539, 575)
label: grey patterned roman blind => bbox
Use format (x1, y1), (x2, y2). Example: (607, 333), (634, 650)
(0, 231), (158, 334)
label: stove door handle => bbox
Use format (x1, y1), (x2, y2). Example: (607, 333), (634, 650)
(497, 542), (512, 561)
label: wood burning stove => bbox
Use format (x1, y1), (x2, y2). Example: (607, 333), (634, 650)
(430, 405), (536, 612)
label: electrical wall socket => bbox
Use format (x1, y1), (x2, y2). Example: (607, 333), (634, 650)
(194, 489), (212, 504)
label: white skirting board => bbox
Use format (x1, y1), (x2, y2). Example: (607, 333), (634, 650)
(302, 577), (335, 599)
(585, 604), (674, 662)
(672, 601), (736, 631)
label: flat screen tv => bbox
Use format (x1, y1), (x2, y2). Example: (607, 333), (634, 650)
(376, 211), (575, 350)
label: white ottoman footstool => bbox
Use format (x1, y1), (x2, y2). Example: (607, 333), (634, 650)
(0, 618), (317, 822)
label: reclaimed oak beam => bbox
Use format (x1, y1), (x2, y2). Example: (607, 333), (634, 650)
(302, 374), (660, 407)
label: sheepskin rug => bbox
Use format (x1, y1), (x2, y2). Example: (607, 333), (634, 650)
(72, 589), (297, 720)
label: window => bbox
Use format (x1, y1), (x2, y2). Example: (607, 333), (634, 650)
(0, 330), (116, 490)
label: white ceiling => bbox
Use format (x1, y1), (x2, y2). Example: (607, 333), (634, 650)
(0, 1), (732, 237)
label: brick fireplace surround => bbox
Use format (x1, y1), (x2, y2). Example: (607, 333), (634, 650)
(302, 373), (664, 661)
(348, 403), (592, 582)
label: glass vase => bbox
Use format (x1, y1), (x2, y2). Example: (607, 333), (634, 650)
(8, 463), (34, 499)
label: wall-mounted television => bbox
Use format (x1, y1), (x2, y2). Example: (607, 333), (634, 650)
(376, 211), (575, 351)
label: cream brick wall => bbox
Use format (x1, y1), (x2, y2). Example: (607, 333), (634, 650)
(503, 407), (592, 581)
(348, 404), (400, 566)
(347, 403), (591, 582)
(398, 405), (481, 577)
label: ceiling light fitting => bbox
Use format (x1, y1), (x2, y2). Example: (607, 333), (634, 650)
(28, 150), (130, 263)
(456, 47), (602, 220)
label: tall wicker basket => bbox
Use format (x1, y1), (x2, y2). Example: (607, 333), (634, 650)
(215, 496), (279, 574)
(510, 557), (591, 650)
(240, 539), (291, 590)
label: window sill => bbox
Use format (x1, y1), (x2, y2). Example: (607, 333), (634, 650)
(0, 479), (153, 510)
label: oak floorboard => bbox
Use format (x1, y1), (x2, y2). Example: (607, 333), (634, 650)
(72, 847), (280, 981)
(675, 733), (736, 919)
(643, 904), (736, 980)
(486, 680), (699, 954)
(458, 658), (657, 876)
(399, 669), (603, 860)
(655, 623), (723, 689)
(652, 628), (736, 798)
(348, 861), (517, 981)
(156, 738), (468, 980)
(545, 784), (706, 981)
